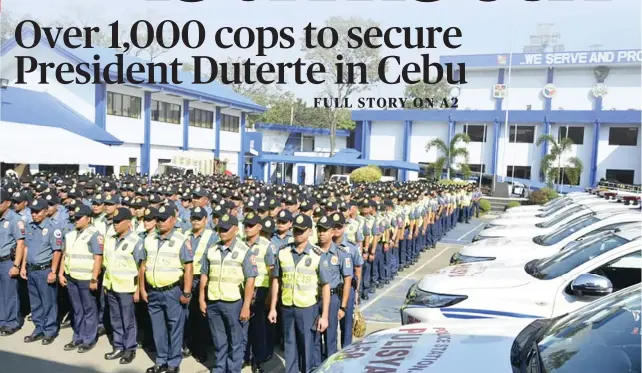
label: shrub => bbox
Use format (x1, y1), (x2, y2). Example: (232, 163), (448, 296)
(529, 190), (549, 205)
(350, 165), (382, 183)
(539, 187), (559, 201)
(505, 201), (521, 210)
(479, 199), (491, 212)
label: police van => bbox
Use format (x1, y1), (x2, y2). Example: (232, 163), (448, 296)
(401, 230), (641, 325)
(316, 284), (641, 373)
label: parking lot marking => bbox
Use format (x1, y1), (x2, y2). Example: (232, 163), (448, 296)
(457, 222), (484, 241)
(361, 247), (451, 311)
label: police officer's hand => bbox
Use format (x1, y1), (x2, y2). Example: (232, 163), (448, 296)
(58, 274), (67, 287)
(317, 316), (328, 332)
(20, 267), (27, 280)
(133, 291), (140, 303)
(368, 253), (375, 262)
(47, 271), (56, 284)
(89, 281), (98, 292)
(9, 266), (19, 278)
(383, 243), (389, 252)
(179, 294), (190, 305)
(199, 299), (207, 316)
(413, 230), (419, 239)
(338, 309), (345, 321)
(240, 306), (251, 322)
(362, 252), (368, 261)
(141, 290), (149, 303)
(268, 309), (277, 324)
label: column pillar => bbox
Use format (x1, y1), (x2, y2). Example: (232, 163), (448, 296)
(214, 107), (221, 159)
(182, 99), (189, 151)
(94, 83), (107, 130)
(140, 91), (152, 176)
(238, 112), (246, 180)
(491, 118), (501, 175)
(544, 67), (555, 111)
(402, 120), (412, 181)
(589, 119), (601, 187)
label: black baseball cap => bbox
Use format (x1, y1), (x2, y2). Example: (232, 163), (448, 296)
(276, 209), (293, 223)
(29, 198), (48, 212)
(316, 215), (333, 230)
(72, 204), (92, 220)
(292, 214), (312, 230)
(156, 205), (177, 221)
(143, 207), (159, 221)
(330, 212), (346, 227)
(261, 217), (276, 234)
(217, 214), (238, 230)
(112, 207), (133, 223)
(244, 211), (261, 226)
(190, 206), (208, 220)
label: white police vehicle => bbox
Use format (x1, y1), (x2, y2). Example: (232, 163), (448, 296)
(501, 192), (599, 217)
(461, 212), (641, 263)
(400, 230), (641, 325)
(315, 284), (641, 373)
(480, 203), (640, 238)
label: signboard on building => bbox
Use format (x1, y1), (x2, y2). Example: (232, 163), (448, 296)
(441, 50), (642, 68)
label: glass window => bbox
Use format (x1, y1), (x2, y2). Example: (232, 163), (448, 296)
(609, 127), (638, 146)
(189, 108), (214, 129)
(106, 92), (141, 119)
(535, 206), (588, 228)
(558, 126), (585, 145)
(506, 165), (531, 179)
(468, 164), (486, 173)
(302, 136), (315, 152)
(606, 169), (635, 184)
(152, 100), (181, 124)
(464, 125), (487, 142)
(509, 125), (535, 143)
(533, 215), (600, 247)
(220, 114), (240, 133)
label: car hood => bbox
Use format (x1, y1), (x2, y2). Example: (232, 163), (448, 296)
(417, 262), (533, 292)
(478, 226), (547, 239)
(459, 241), (553, 261)
(490, 216), (548, 226)
(313, 319), (531, 373)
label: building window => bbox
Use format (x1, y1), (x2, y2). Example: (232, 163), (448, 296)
(189, 108), (214, 129)
(152, 100), (181, 124)
(506, 165), (531, 180)
(468, 164), (486, 173)
(107, 92), (141, 119)
(220, 114), (240, 133)
(558, 126), (584, 145)
(301, 136), (315, 152)
(509, 126), (535, 143)
(463, 124), (487, 142)
(605, 169), (634, 184)
(609, 127), (638, 146)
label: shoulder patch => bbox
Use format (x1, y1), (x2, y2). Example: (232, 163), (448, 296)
(312, 246), (322, 256)
(42, 228), (49, 236)
(345, 257), (352, 268)
(185, 239), (193, 255)
(250, 255), (256, 265)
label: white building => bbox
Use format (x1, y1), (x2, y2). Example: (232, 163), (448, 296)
(353, 49), (642, 189)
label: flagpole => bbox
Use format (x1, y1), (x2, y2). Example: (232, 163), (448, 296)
(503, 21), (515, 190)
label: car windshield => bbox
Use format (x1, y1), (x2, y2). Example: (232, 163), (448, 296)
(526, 232), (629, 279)
(532, 216), (600, 246)
(542, 197), (570, 210)
(537, 202), (575, 218)
(535, 206), (587, 228)
(536, 286), (641, 373)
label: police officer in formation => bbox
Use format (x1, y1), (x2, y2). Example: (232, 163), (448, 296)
(0, 171), (479, 373)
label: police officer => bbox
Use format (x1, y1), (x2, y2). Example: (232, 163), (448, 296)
(272, 209), (294, 250)
(183, 206), (218, 362)
(102, 207), (144, 364)
(314, 214), (352, 364)
(136, 206), (158, 350)
(0, 188), (26, 336)
(140, 204), (194, 373)
(243, 211), (277, 372)
(199, 213), (257, 373)
(268, 214), (330, 373)
(23, 198), (63, 345)
(59, 204), (103, 352)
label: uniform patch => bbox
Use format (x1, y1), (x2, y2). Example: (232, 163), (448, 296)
(53, 229), (62, 238)
(250, 255), (256, 265)
(232, 251), (239, 260)
(16, 220), (25, 235)
(42, 228), (48, 236)
(2, 221), (8, 229)
(270, 244), (277, 254)
(185, 240), (193, 256)
(305, 257), (312, 267)
(345, 258), (352, 268)
(97, 235), (104, 251)
(253, 248), (259, 256)
(331, 256), (338, 265)
(122, 243), (128, 251)
(169, 240), (175, 247)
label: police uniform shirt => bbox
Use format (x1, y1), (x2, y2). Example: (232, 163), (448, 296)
(25, 218), (64, 265)
(140, 228), (194, 265)
(0, 209), (25, 257)
(373, 213), (383, 236)
(112, 231), (145, 264)
(199, 240), (258, 279)
(53, 205), (69, 225)
(363, 215), (375, 238)
(203, 205), (214, 230)
(344, 218), (364, 244)
(338, 239), (364, 268)
(250, 239), (278, 269)
(16, 207), (32, 225)
(189, 230), (219, 255)
(271, 230), (293, 251)
(271, 242), (331, 285)
(68, 227), (104, 257)
(320, 243), (353, 289)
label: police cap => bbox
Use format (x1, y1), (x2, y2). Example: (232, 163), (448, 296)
(112, 207), (133, 223)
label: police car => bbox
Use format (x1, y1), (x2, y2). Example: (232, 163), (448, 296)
(500, 192), (599, 217)
(480, 203), (640, 238)
(401, 229), (641, 325)
(461, 212), (641, 264)
(315, 284), (641, 373)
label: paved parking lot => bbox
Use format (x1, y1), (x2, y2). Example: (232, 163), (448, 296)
(0, 218), (487, 373)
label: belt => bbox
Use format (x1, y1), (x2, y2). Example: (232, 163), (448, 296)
(0, 255), (11, 262)
(148, 281), (180, 292)
(27, 262), (52, 271)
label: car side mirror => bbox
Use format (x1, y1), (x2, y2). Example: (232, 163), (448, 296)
(570, 274), (613, 297)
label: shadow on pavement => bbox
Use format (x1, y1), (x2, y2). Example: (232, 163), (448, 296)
(0, 350), (140, 373)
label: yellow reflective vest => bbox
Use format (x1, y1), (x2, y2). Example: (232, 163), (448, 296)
(247, 236), (272, 288)
(103, 231), (141, 293)
(64, 227), (99, 281)
(186, 229), (214, 277)
(278, 244), (322, 308)
(144, 231), (186, 288)
(206, 240), (250, 302)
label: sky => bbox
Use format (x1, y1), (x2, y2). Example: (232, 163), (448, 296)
(3, 0), (641, 103)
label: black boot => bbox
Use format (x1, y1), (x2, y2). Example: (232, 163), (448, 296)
(120, 351), (136, 364)
(105, 349), (125, 360)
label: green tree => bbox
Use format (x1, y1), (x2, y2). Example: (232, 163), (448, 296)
(303, 16), (383, 155)
(537, 134), (582, 190)
(425, 133), (471, 180)
(403, 80), (451, 109)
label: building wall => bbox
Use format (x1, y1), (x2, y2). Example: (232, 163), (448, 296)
(551, 123), (594, 186)
(503, 69), (547, 111)
(454, 122), (495, 171)
(458, 70), (496, 110)
(552, 67), (596, 110)
(188, 101), (217, 150)
(370, 121), (404, 161)
(601, 67), (642, 110)
(597, 124), (642, 184)
(106, 85), (146, 145)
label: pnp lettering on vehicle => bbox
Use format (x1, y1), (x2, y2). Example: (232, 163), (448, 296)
(408, 328), (452, 372)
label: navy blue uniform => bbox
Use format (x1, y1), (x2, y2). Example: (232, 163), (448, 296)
(0, 210), (25, 331)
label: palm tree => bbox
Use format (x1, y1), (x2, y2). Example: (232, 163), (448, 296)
(537, 134), (583, 190)
(425, 133), (471, 180)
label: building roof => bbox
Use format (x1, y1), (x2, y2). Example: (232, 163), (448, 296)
(255, 123), (351, 137)
(1, 87), (123, 145)
(1, 28), (266, 113)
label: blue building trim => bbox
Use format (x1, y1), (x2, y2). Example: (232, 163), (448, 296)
(182, 99), (189, 151)
(141, 92), (152, 175)
(254, 122), (351, 137)
(447, 116), (455, 147)
(542, 116), (551, 165)
(354, 121), (363, 156)
(545, 67), (554, 111)
(362, 120), (371, 160)
(238, 112), (246, 180)
(94, 83), (107, 130)
(491, 119), (501, 175)
(402, 120), (412, 181)
(589, 120), (601, 187)
(495, 69), (505, 111)
(214, 107), (221, 159)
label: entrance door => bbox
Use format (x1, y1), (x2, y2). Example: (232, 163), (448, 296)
(297, 166), (306, 185)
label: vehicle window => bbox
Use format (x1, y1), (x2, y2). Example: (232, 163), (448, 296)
(537, 286), (641, 373)
(542, 197), (570, 211)
(528, 234), (628, 279)
(592, 250), (642, 292)
(536, 206), (587, 228)
(537, 202), (574, 218)
(535, 216), (600, 246)
(577, 223), (633, 239)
